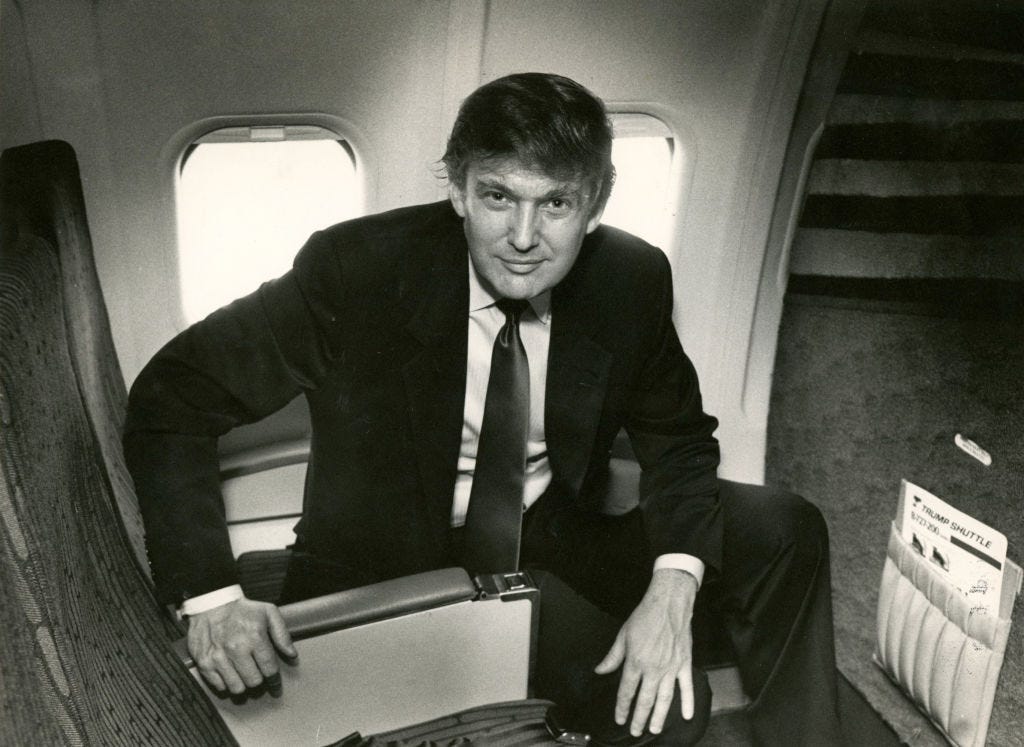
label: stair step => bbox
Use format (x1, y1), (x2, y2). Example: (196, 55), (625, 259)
(785, 276), (1024, 317)
(838, 52), (1024, 101)
(854, 29), (1024, 66)
(861, 0), (1024, 56)
(790, 228), (1024, 280)
(816, 121), (1024, 163)
(827, 94), (1024, 125)
(799, 194), (1024, 235)
(807, 160), (1024, 197)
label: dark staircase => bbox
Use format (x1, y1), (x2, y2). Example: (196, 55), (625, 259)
(788, 0), (1024, 314)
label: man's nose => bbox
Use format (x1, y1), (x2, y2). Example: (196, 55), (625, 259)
(507, 205), (540, 252)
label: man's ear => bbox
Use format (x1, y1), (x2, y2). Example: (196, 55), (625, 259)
(584, 177), (608, 233)
(585, 201), (605, 234)
(449, 181), (467, 218)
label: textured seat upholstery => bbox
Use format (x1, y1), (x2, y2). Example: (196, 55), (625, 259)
(2, 139), (149, 577)
(0, 140), (236, 745)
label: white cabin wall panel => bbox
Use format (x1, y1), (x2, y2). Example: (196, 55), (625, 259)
(0, 0), (44, 148)
(14, 1), (454, 381)
(7, 2), (136, 375)
(91, 1), (452, 379)
(92, 1), (451, 210)
(707, 0), (828, 482)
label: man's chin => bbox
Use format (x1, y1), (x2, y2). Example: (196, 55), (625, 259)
(481, 269), (548, 300)
(494, 279), (547, 300)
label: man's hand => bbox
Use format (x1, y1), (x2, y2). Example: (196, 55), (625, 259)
(187, 598), (297, 694)
(593, 568), (698, 737)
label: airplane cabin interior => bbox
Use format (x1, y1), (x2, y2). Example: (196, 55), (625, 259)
(1, 1), (1022, 745)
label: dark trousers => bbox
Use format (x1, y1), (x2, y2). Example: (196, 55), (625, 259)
(280, 481), (843, 746)
(517, 481), (844, 747)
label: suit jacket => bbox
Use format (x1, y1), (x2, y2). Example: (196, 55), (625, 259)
(124, 201), (722, 606)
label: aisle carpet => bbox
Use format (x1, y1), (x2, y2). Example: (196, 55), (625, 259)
(767, 288), (1024, 746)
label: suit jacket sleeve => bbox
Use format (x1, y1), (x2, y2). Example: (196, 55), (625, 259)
(124, 229), (345, 605)
(625, 249), (723, 578)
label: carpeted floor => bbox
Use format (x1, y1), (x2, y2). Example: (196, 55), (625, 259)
(766, 290), (1024, 746)
(697, 672), (899, 746)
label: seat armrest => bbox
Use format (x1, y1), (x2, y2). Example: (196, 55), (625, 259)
(282, 567), (476, 639)
(174, 567), (477, 665)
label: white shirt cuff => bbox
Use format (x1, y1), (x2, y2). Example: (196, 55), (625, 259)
(179, 584), (244, 618)
(653, 554), (705, 590)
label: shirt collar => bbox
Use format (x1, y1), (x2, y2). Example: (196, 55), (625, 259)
(467, 255), (551, 325)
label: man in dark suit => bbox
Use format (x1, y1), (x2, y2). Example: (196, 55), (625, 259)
(125, 73), (842, 745)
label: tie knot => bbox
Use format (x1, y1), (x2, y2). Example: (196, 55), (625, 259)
(495, 298), (530, 324)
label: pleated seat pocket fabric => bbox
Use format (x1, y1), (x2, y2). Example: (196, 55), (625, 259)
(874, 523), (1021, 747)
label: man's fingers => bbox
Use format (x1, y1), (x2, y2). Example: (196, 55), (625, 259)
(211, 650), (248, 694)
(594, 632), (625, 676)
(647, 675), (677, 734)
(613, 664), (641, 725)
(252, 639), (281, 679)
(267, 606), (297, 659)
(225, 641), (266, 689)
(628, 677), (661, 737)
(196, 664), (227, 693)
(678, 666), (695, 720)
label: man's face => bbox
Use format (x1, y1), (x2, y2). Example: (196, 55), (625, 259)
(449, 159), (604, 300)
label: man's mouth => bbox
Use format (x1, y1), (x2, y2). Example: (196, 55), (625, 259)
(500, 258), (543, 274)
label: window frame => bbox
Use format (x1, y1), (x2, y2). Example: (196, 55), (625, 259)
(604, 110), (686, 256)
(171, 118), (366, 326)
(165, 113), (372, 330)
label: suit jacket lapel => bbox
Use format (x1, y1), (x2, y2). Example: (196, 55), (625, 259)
(546, 274), (612, 496)
(403, 232), (469, 534)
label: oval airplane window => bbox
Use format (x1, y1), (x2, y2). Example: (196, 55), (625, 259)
(603, 113), (675, 249)
(177, 125), (361, 323)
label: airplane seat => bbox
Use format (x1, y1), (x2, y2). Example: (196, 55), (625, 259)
(0, 140), (237, 744)
(0, 139), (296, 609)
(0, 140), (153, 584)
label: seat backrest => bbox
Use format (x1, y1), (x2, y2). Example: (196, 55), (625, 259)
(1, 140), (150, 577)
(0, 140), (235, 745)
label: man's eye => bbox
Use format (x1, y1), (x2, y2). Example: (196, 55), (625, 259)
(483, 191), (507, 204)
(546, 198), (572, 213)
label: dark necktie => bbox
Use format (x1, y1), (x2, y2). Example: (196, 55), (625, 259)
(462, 298), (531, 574)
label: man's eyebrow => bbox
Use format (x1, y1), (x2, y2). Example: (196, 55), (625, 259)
(541, 184), (583, 201)
(474, 176), (583, 202)
(475, 176), (512, 193)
